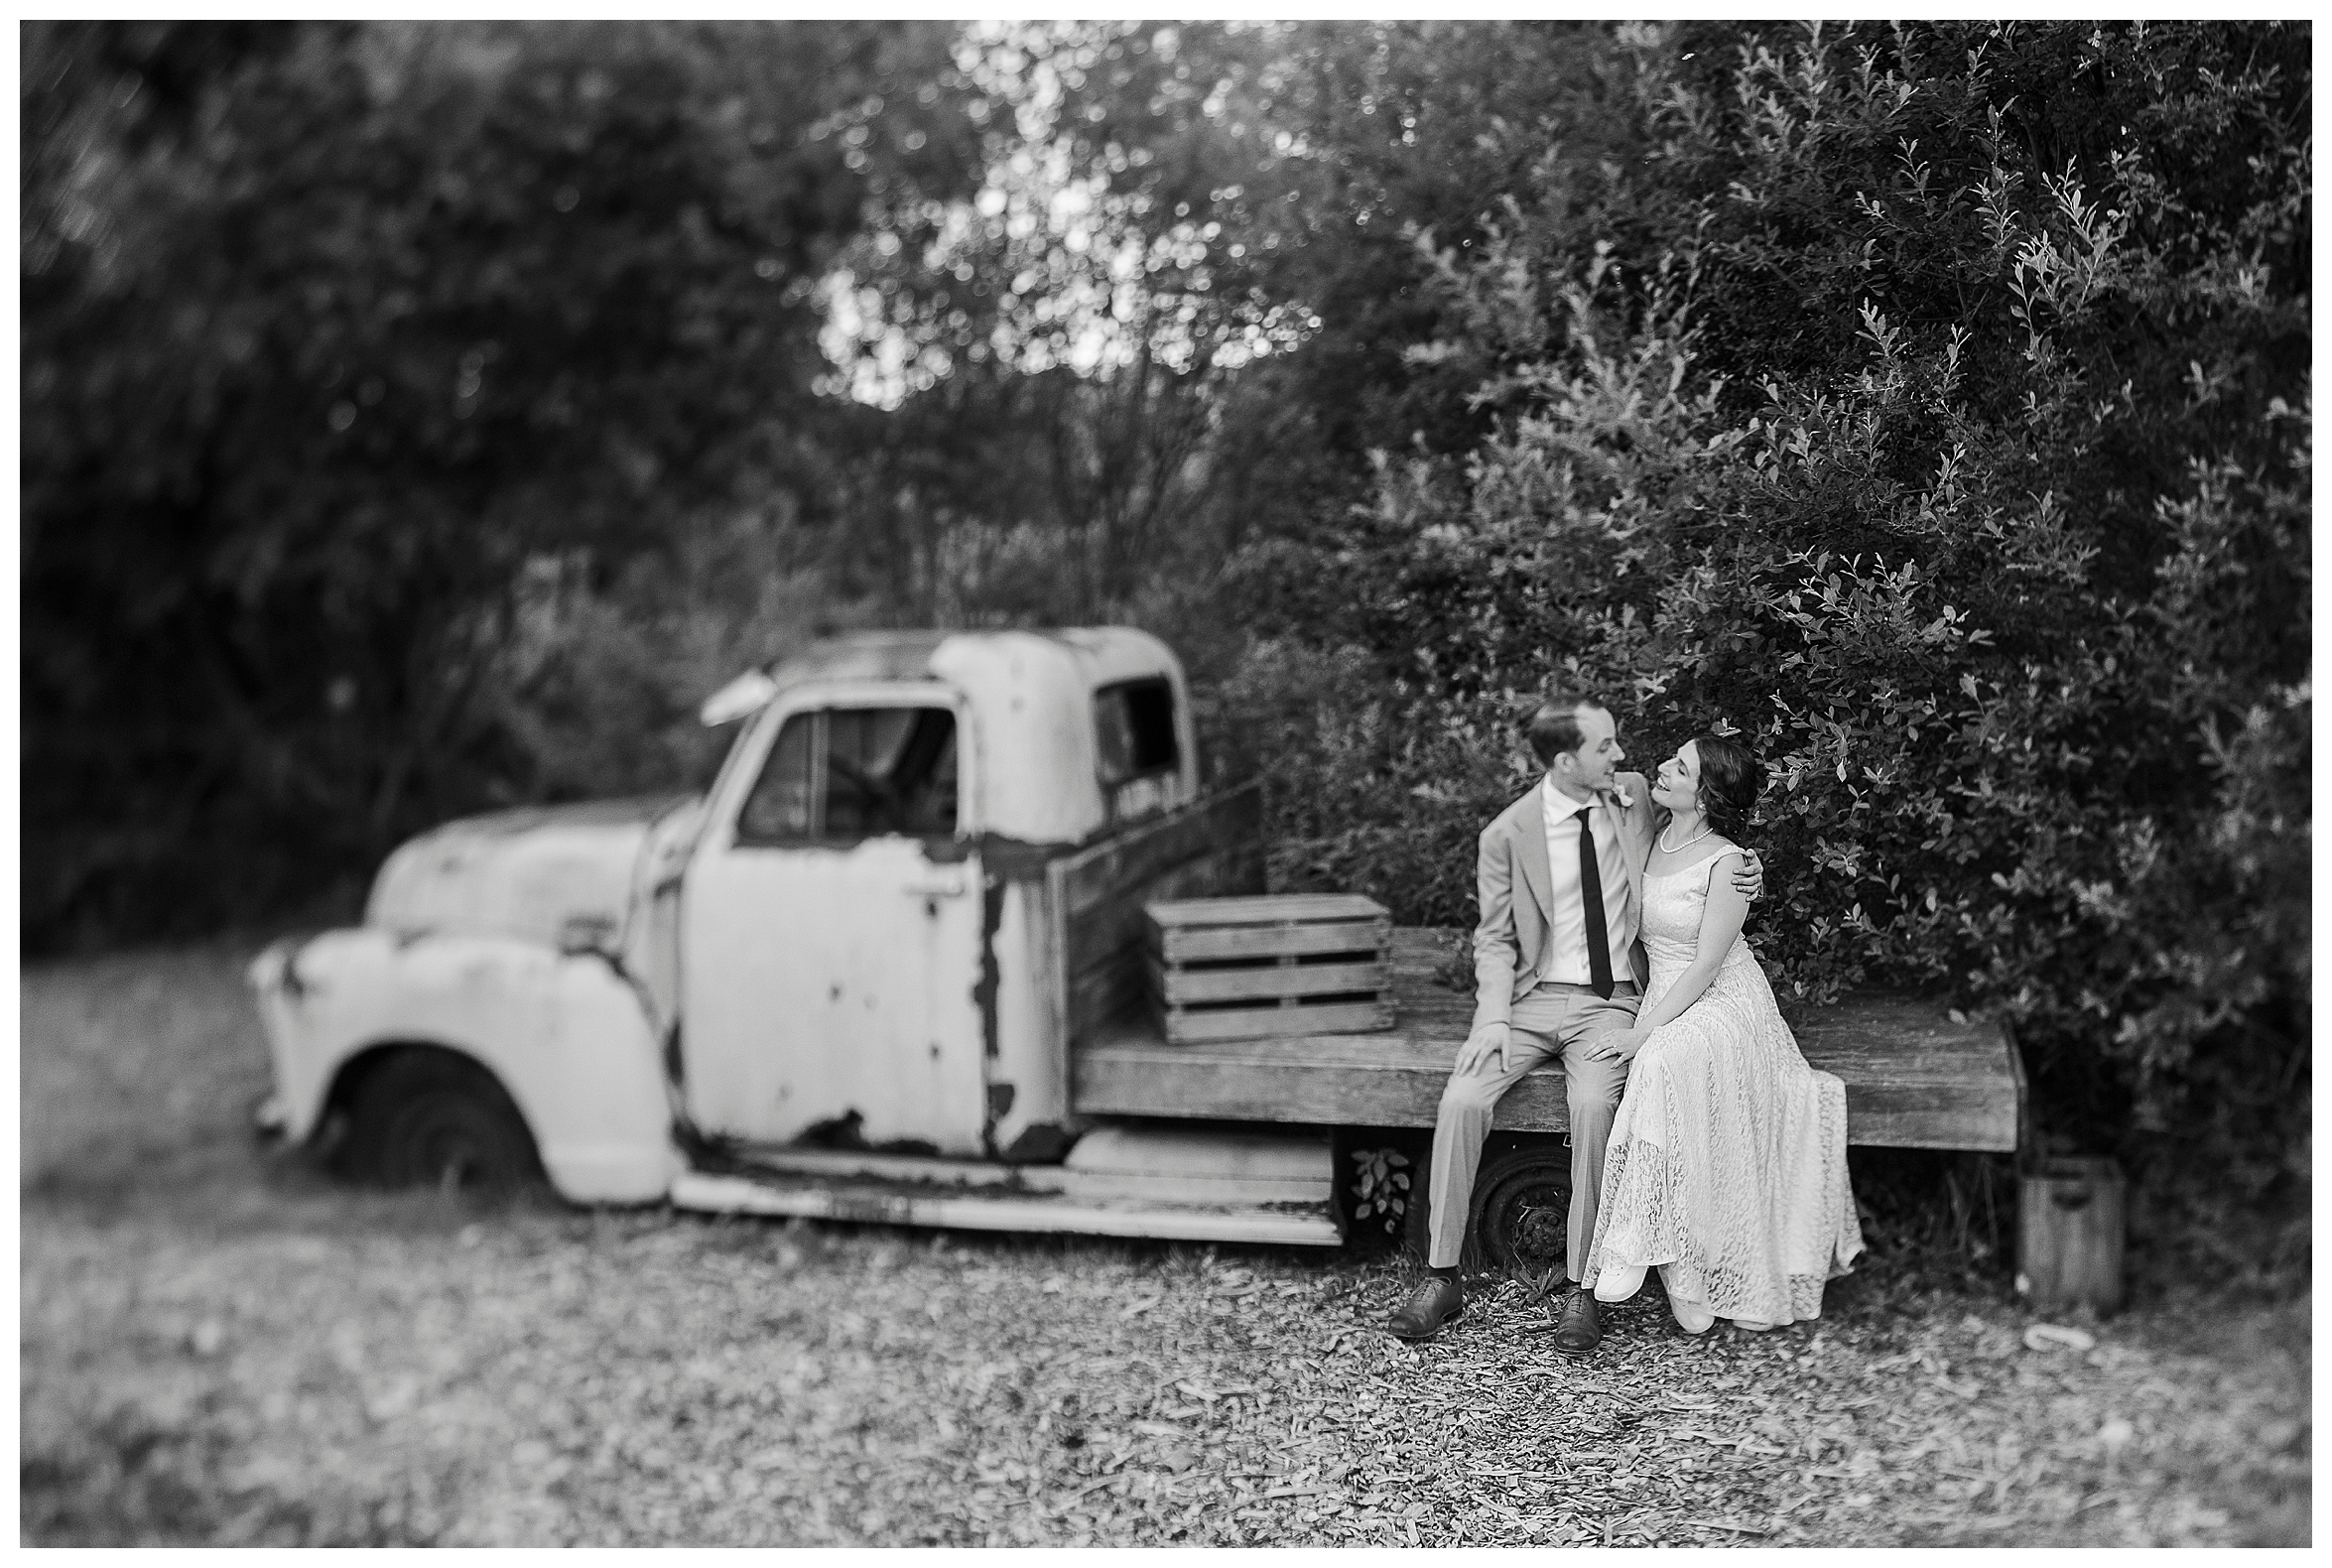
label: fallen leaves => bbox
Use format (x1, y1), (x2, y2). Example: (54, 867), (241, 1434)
(17, 945), (2318, 1546)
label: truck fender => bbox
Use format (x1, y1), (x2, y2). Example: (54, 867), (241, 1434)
(251, 927), (676, 1203)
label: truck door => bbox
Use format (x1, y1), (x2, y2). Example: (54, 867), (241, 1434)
(681, 689), (988, 1155)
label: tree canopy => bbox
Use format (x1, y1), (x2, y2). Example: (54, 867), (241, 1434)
(25, 21), (978, 935)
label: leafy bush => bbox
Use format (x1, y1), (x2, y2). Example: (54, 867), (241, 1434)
(1245, 23), (2308, 1171)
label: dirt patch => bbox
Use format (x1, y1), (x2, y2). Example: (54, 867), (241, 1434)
(20, 945), (2311, 1545)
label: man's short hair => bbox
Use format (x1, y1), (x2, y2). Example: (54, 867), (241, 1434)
(1524, 690), (1608, 767)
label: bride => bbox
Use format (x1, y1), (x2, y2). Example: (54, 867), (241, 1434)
(1580, 732), (1864, 1333)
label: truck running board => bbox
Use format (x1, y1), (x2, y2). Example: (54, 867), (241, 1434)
(668, 1125), (1343, 1247)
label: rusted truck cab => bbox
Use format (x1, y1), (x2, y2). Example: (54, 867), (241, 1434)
(668, 627), (1221, 1164)
(250, 628), (1270, 1216)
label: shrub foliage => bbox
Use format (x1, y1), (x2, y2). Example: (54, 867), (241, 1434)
(1235, 23), (2307, 1170)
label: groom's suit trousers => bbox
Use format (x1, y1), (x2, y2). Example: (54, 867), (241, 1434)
(1427, 980), (1638, 1276)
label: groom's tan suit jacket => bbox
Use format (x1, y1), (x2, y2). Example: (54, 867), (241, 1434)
(1470, 771), (1657, 1034)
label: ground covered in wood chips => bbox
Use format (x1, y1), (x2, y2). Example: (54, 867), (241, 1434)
(22, 944), (2311, 1545)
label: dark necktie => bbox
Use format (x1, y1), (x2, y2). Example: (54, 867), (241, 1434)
(1576, 804), (1614, 999)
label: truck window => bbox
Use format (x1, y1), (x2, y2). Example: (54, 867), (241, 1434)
(738, 712), (817, 841)
(1095, 677), (1179, 788)
(736, 707), (958, 845)
(1095, 677), (1181, 825)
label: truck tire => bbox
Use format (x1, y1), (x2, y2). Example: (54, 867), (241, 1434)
(1466, 1137), (1572, 1277)
(345, 1049), (544, 1193)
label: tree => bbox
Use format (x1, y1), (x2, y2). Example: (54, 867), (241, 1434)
(23, 20), (980, 947)
(812, 22), (1652, 708)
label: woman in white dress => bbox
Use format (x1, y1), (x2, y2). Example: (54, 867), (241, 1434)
(1580, 733), (1864, 1334)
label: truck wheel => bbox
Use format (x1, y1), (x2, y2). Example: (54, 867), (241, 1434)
(346, 1050), (543, 1193)
(1467, 1138), (1572, 1277)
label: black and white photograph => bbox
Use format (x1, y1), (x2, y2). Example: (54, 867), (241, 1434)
(21, 18), (2309, 1546)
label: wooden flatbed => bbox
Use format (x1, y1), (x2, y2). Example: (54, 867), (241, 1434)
(1076, 929), (2023, 1152)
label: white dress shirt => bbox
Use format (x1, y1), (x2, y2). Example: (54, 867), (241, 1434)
(1539, 776), (1636, 985)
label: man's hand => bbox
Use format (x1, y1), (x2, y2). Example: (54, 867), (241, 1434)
(1455, 1020), (1510, 1077)
(1732, 849), (1765, 903)
(1583, 1024), (1650, 1065)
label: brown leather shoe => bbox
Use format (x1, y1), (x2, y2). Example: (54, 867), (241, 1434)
(1550, 1287), (1602, 1357)
(1384, 1276), (1465, 1341)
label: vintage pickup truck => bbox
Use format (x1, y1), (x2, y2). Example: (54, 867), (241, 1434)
(250, 627), (2022, 1270)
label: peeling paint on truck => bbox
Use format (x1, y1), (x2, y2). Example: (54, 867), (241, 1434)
(248, 926), (674, 1200)
(246, 627), (1218, 1211)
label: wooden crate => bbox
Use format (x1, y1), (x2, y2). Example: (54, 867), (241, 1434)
(1145, 893), (1394, 1044)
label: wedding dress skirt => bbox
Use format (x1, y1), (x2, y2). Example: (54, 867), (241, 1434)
(1583, 847), (1864, 1326)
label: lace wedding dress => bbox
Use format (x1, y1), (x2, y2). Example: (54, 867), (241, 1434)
(1583, 845), (1865, 1326)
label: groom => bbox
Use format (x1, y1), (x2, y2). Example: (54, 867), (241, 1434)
(1383, 691), (1758, 1356)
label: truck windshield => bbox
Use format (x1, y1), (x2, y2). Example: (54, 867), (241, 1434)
(737, 706), (958, 844)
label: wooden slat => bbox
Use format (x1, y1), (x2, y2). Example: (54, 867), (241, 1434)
(1163, 997), (1396, 1044)
(1150, 956), (1389, 1005)
(1148, 892), (1388, 927)
(670, 1172), (1341, 1246)
(1070, 961), (1142, 1041)
(1075, 927), (2024, 1151)
(1070, 849), (1258, 1030)
(704, 1141), (1331, 1204)
(1157, 918), (1392, 964)
(1081, 1024), (1495, 1123)
(1047, 786), (1267, 1041)
(1055, 786), (1265, 927)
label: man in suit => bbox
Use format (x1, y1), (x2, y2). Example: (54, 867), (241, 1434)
(1383, 691), (1760, 1355)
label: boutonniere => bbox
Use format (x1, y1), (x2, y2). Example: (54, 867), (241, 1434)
(1604, 783), (1635, 812)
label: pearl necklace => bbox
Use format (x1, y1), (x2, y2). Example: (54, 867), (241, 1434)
(1659, 819), (1714, 854)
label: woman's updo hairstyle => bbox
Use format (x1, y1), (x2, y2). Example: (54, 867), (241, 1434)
(1689, 733), (1762, 846)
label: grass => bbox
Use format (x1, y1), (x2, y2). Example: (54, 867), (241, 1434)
(21, 942), (2311, 1545)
